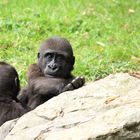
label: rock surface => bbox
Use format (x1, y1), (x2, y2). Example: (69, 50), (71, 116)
(1, 73), (140, 140)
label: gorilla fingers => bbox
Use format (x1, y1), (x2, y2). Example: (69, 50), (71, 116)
(62, 76), (85, 92)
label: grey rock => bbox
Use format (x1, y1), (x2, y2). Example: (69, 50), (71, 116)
(1, 73), (140, 140)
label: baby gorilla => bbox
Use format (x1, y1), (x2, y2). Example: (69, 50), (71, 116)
(0, 62), (29, 126)
(18, 37), (85, 109)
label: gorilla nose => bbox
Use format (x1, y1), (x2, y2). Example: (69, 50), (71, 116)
(49, 64), (58, 70)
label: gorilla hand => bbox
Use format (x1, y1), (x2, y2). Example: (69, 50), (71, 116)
(62, 76), (85, 92)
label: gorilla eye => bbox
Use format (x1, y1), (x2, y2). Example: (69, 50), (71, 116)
(57, 55), (64, 61)
(45, 53), (53, 60)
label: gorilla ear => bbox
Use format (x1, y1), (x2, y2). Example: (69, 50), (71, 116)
(15, 77), (19, 88)
(37, 53), (40, 59)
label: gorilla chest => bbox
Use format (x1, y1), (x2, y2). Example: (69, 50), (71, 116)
(31, 77), (68, 95)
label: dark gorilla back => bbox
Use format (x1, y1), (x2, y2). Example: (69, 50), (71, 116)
(0, 62), (29, 126)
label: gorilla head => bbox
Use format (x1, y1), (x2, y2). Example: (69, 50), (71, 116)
(37, 37), (75, 78)
(0, 62), (20, 99)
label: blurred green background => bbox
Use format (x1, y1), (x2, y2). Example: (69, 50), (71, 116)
(0, 0), (140, 86)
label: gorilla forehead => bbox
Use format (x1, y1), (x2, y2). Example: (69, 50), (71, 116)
(39, 36), (74, 56)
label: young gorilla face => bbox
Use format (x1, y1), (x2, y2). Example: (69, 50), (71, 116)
(38, 37), (75, 78)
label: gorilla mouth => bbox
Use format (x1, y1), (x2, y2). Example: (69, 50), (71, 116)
(44, 69), (60, 77)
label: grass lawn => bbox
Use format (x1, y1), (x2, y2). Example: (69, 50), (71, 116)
(0, 0), (140, 85)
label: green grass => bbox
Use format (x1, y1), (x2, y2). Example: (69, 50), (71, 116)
(0, 0), (140, 85)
